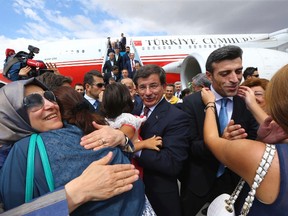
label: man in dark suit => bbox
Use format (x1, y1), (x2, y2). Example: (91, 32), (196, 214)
(132, 64), (190, 216)
(120, 33), (126, 52)
(180, 45), (259, 216)
(103, 65), (121, 85)
(124, 52), (140, 79)
(120, 77), (142, 114)
(102, 52), (115, 74)
(114, 47), (123, 72)
(83, 70), (105, 113)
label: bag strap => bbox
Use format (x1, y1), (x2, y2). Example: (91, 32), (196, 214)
(25, 134), (37, 202)
(36, 135), (55, 192)
(225, 144), (276, 216)
(25, 134), (55, 202)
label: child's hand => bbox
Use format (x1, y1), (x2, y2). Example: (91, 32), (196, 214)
(144, 135), (162, 151)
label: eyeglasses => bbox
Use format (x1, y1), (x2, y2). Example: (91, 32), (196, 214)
(91, 83), (105, 88)
(138, 83), (161, 92)
(252, 74), (259, 78)
(24, 91), (57, 112)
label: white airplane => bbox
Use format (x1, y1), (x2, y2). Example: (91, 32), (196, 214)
(1, 28), (288, 87)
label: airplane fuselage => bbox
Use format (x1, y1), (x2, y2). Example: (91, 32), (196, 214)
(1, 29), (288, 85)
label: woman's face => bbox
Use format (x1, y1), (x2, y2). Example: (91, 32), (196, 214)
(25, 85), (63, 132)
(250, 85), (266, 110)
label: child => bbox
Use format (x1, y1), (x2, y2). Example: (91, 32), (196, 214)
(101, 83), (162, 176)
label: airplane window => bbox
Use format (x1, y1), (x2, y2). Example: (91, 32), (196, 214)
(148, 47), (150, 50)
(82, 50), (85, 53)
(189, 45), (192, 49)
(199, 45), (202, 48)
(214, 45), (217, 48)
(153, 47), (155, 50)
(204, 45), (207, 48)
(179, 46), (181, 49)
(163, 46), (166, 49)
(168, 46), (171, 49)
(77, 50), (79, 53)
(194, 45), (197, 49)
(142, 47), (145, 50)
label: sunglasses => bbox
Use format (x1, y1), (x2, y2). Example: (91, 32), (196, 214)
(91, 83), (105, 88)
(23, 91), (57, 112)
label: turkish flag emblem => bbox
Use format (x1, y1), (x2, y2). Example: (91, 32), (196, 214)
(133, 40), (142, 46)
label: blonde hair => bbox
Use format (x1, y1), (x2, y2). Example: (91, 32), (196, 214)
(265, 64), (288, 133)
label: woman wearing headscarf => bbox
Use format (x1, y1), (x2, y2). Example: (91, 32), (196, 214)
(0, 78), (154, 215)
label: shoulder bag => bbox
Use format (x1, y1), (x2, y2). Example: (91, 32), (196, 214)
(207, 144), (276, 216)
(25, 134), (55, 202)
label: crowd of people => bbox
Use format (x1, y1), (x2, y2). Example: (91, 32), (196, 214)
(103, 33), (141, 81)
(1, 43), (288, 216)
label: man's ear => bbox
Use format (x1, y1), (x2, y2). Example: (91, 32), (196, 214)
(85, 83), (90, 90)
(206, 71), (212, 82)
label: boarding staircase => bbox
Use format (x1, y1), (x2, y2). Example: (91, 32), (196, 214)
(101, 37), (143, 69)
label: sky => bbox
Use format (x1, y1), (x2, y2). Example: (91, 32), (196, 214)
(0, 0), (287, 54)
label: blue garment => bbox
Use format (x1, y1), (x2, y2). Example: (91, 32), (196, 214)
(0, 123), (145, 215)
(218, 98), (228, 135)
(5, 61), (22, 81)
(235, 144), (288, 215)
(0, 145), (11, 169)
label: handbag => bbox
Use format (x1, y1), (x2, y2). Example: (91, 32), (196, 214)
(207, 144), (276, 216)
(25, 134), (55, 202)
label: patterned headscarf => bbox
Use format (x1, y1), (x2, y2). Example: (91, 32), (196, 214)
(0, 78), (48, 146)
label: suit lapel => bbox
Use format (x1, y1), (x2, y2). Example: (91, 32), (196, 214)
(231, 96), (244, 122)
(141, 99), (169, 132)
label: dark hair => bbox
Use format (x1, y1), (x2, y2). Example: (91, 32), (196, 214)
(243, 67), (258, 80)
(83, 70), (103, 88)
(133, 64), (166, 87)
(181, 88), (191, 98)
(206, 45), (243, 73)
(53, 86), (107, 134)
(101, 83), (134, 119)
(36, 72), (72, 91)
(112, 65), (119, 71)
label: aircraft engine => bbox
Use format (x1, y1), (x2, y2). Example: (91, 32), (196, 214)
(180, 48), (288, 89)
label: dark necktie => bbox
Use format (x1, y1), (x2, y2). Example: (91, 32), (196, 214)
(143, 106), (150, 117)
(93, 100), (99, 109)
(217, 98), (228, 177)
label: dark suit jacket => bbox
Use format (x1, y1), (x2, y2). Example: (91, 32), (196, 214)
(132, 94), (142, 114)
(83, 97), (102, 114)
(180, 91), (258, 197)
(114, 54), (123, 71)
(103, 72), (121, 85)
(124, 59), (140, 78)
(102, 59), (115, 74)
(133, 99), (190, 216)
